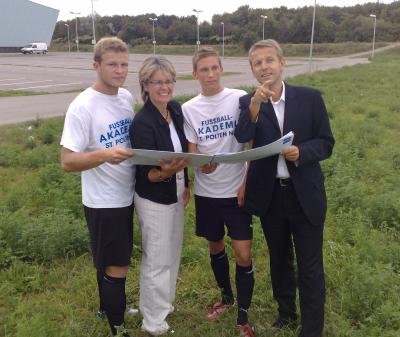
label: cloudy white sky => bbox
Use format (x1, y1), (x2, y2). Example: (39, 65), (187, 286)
(31, 0), (390, 22)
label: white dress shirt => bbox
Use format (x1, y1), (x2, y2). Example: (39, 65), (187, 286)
(270, 82), (290, 179)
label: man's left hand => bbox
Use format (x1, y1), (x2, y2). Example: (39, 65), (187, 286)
(281, 145), (299, 161)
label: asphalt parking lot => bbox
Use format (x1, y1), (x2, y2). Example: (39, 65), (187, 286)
(0, 51), (371, 125)
(0, 52), (259, 96)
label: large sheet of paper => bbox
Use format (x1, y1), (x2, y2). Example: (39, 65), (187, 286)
(129, 131), (294, 167)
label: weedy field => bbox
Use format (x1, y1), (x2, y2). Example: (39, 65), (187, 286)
(49, 41), (389, 58)
(0, 48), (399, 337)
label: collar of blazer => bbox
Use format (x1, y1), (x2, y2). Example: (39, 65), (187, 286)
(284, 82), (297, 100)
(281, 83), (298, 135)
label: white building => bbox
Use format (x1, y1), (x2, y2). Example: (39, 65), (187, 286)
(0, 0), (59, 52)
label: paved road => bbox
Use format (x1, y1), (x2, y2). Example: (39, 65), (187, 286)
(0, 50), (375, 125)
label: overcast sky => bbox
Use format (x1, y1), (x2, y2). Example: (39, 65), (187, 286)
(32, 0), (390, 22)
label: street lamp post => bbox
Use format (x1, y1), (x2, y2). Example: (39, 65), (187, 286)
(221, 22), (225, 58)
(149, 17), (158, 55)
(369, 14), (377, 59)
(70, 11), (81, 52)
(91, 0), (96, 45)
(193, 9), (202, 50)
(260, 15), (268, 40)
(309, 0), (317, 73)
(65, 24), (71, 52)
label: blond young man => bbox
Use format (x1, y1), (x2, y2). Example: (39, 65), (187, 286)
(182, 47), (255, 337)
(60, 37), (135, 337)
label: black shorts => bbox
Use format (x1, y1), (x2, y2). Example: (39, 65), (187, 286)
(84, 204), (134, 270)
(195, 195), (252, 242)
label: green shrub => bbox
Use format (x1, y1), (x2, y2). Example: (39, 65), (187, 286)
(24, 135), (36, 149)
(0, 146), (17, 167)
(0, 230), (15, 268)
(0, 208), (89, 262)
(0, 280), (20, 333)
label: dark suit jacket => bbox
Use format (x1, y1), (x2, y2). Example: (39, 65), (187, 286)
(129, 99), (188, 205)
(234, 83), (334, 226)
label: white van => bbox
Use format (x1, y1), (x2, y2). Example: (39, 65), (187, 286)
(21, 42), (48, 54)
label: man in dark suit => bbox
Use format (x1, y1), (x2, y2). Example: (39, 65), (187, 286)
(234, 39), (334, 337)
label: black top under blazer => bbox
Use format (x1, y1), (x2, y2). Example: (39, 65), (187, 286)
(129, 99), (189, 205)
(234, 83), (335, 226)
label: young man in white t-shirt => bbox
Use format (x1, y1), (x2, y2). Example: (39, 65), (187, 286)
(60, 37), (135, 337)
(182, 47), (255, 337)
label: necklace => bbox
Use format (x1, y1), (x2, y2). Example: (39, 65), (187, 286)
(162, 109), (169, 121)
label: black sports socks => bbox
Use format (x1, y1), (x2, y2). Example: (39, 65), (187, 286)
(236, 263), (254, 325)
(96, 269), (104, 312)
(210, 248), (235, 305)
(102, 274), (127, 336)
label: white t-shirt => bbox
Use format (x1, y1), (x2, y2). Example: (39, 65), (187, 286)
(60, 87), (136, 208)
(182, 88), (247, 198)
(169, 121), (185, 194)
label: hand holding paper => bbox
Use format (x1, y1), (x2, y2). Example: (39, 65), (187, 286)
(130, 131), (294, 167)
(281, 145), (299, 162)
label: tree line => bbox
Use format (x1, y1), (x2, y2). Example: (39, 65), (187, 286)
(53, 2), (400, 49)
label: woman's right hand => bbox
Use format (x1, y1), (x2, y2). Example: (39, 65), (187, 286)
(159, 157), (189, 178)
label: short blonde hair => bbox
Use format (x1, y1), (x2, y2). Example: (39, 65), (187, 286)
(192, 46), (222, 72)
(93, 37), (128, 63)
(138, 56), (176, 102)
(248, 39), (284, 66)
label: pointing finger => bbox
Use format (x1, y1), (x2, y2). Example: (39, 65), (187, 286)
(261, 80), (272, 89)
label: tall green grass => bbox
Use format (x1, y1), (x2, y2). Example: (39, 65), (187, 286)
(0, 48), (399, 337)
(49, 42), (390, 58)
